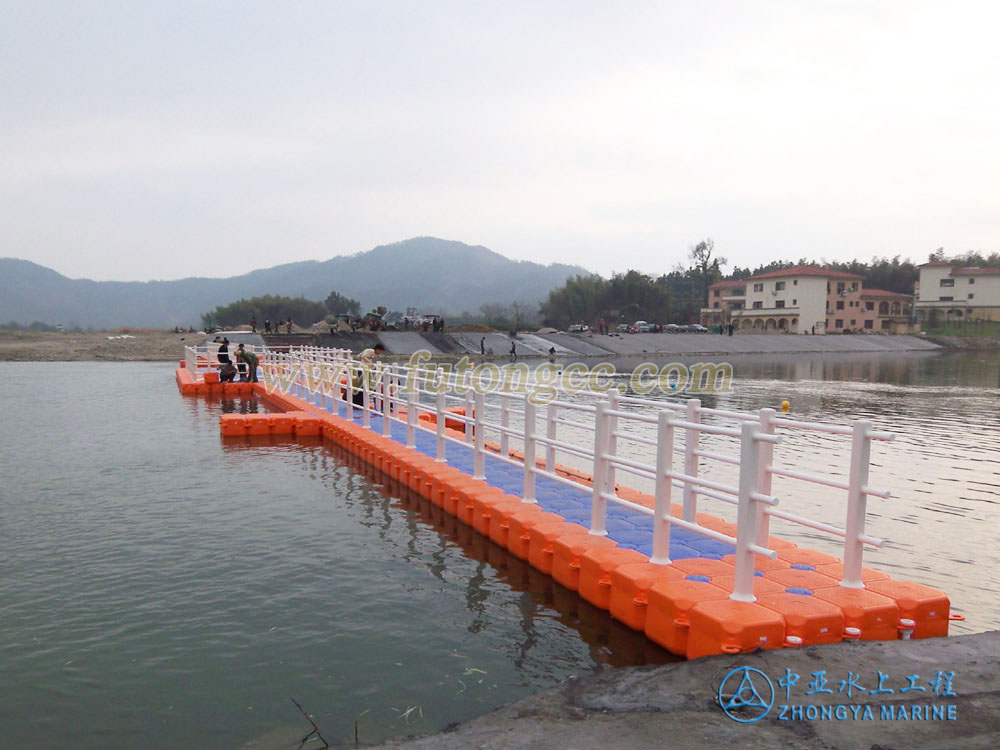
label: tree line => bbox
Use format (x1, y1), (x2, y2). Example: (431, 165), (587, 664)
(540, 245), (999, 330)
(201, 290), (361, 329)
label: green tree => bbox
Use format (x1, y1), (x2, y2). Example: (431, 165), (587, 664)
(689, 239), (727, 309)
(325, 290), (361, 316)
(202, 295), (327, 329)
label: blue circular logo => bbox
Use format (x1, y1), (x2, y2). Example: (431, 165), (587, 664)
(718, 666), (775, 723)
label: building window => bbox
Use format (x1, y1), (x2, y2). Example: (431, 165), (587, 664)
(837, 282), (845, 293)
(850, 319), (856, 326)
(940, 296), (953, 301)
(732, 287), (745, 296)
(940, 278), (954, 287)
(836, 300), (844, 310)
(881, 320), (892, 330)
(713, 302), (720, 308)
(792, 299), (797, 306)
(713, 289), (720, 297)
(864, 320), (874, 329)
(835, 320), (844, 329)
(850, 282), (858, 291)
(969, 278), (975, 284)
(793, 279), (798, 285)
(969, 293), (974, 300)
(776, 300), (785, 309)
(865, 301), (874, 311)
(730, 302), (743, 310)
(753, 283), (763, 292)
(775, 281), (786, 291)
(753, 301), (763, 309)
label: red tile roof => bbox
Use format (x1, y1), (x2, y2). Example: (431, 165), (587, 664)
(860, 288), (910, 298)
(747, 265), (863, 281)
(708, 280), (748, 289)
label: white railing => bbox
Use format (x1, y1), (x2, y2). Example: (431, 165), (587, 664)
(260, 350), (895, 601)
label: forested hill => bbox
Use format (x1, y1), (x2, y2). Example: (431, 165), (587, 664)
(0, 238), (588, 328)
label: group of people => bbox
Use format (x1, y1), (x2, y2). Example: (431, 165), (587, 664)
(215, 337), (260, 383)
(250, 318), (294, 334)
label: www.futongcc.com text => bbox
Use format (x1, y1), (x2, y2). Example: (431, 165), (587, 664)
(265, 350), (734, 405)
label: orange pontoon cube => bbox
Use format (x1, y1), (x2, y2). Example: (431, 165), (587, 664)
(577, 547), (648, 610)
(507, 511), (565, 560)
(527, 521), (589, 575)
(645, 577), (731, 656)
(757, 592), (846, 646)
(455, 484), (506, 527)
(609, 562), (685, 631)
(489, 503), (544, 548)
(865, 579), (951, 638)
(669, 557), (736, 582)
(813, 562), (890, 585)
(471, 496), (522, 537)
(811, 586), (900, 641)
(292, 414), (321, 437)
(203, 371), (220, 384)
(709, 575), (786, 598)
(777, 548), (842, 568)
(220, 414), (250, 437)
(268, 414), (295, 435)
(551, 534), (618, 591)
(765, 568), (840, 593)
(686, 598), (786, 659)
(246, 414), (272, 436)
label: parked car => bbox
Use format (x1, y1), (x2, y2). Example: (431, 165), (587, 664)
(687, 324), (709, 333)
(634, 320), (651, 333)
(664, 323), (682, 333)
(616, 323), (637, 334)
(568, 323), (590, 333)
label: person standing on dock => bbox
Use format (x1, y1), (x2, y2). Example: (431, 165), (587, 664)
(250, 317), (257, 333)
(236, 345), (259, 382)
(480, 337), (485, 355)
(216, 336), (231, 365)
(509, 341), (517, 361)
(264, 318), (271, 334)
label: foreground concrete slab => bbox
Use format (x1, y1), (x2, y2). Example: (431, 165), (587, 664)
(376, 631), (998, 750)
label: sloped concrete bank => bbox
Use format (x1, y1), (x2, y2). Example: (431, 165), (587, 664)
(268, 332), (943, 359)
(375, 631), (998, 750)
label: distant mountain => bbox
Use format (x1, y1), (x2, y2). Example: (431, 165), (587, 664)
(0, 238), (591, 328)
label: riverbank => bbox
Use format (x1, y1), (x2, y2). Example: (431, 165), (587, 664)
(372, 631), (998, 750)
(0, 329), (190, 361)
(0, 328), (962, 361)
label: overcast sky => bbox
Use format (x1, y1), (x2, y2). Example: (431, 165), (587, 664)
(2, 1), (997, 282)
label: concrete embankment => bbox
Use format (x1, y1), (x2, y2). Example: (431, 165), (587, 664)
(376, 631), (998, 750)
(265, 332), (943, 359)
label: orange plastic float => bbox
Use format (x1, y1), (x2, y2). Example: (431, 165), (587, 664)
(577, 547), (648, 610)
(551, 533), (618, 591)
(609, 561), (685, 631)
(526, 521), (590, 574)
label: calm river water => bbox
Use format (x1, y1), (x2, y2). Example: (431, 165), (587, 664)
(0, 353), (997, 748)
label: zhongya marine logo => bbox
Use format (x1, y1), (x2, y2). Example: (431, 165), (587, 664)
(718, 666), (775, 723)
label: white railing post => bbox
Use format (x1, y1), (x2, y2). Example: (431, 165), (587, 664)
(381, 366), (392, 437)
(755, 408), (777, 547)
(606, 389), (620, 501)
(473, 391), (486, 480)
(340, 362), (351, 418)
(732, 422), (763, 602)
(842, 419), (873, 589)
(522, 399), (537, 503)
(545, 403), (557, 473)
(682, 398), (701, 522)
(406, 368), (417, 448)
(500, 394), (510, 458)
(650, 411), (675, 563)
(465, 390), (474, 445)
(589, 400), (611, 536)
(361, 363), (371, 429)
(435, 390), (446, 462)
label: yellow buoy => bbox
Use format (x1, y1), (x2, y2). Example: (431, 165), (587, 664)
(781, 400), (790, 412)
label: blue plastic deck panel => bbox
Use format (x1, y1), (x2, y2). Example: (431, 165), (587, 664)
(327, 399), (735, 562)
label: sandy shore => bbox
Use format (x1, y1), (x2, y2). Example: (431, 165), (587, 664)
(0, 329), (193, 361)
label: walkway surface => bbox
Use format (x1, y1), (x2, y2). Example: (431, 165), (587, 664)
(372, 631), (998, 750)
(319, 397), (733, 562)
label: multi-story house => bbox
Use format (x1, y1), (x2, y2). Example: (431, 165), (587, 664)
(702, 265), (915, 334)
(915, 261), (1000, 322)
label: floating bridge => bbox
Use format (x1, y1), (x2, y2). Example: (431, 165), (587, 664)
(175, 346), (955, 659)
